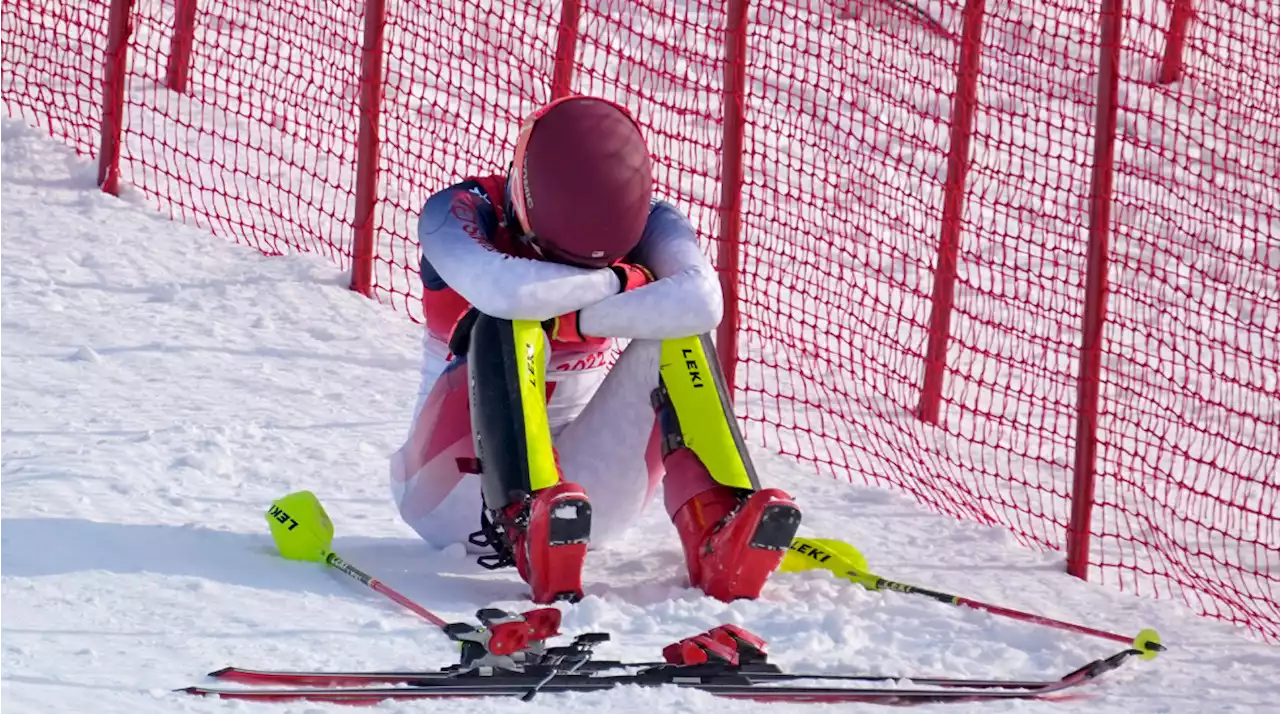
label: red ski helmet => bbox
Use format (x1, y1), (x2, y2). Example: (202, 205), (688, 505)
(509, 96), (653, 268)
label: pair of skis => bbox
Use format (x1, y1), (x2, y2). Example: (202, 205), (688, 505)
(186, 492), (1159, 705)
(183, 615), (1150, 705)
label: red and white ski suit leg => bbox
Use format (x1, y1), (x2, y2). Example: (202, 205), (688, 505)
(389, 335), (667, 551)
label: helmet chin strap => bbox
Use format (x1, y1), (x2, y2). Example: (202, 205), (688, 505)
(501, 172), (521, 232)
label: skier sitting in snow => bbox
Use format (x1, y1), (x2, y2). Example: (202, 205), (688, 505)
(390, 95), (802, 604)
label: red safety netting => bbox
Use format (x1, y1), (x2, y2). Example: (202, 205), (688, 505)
(571, 0), (1278, 638)
(721, 0), (1278, 638)
(121, 0), (364, 260)
(2, 0), (108, 154)
(374, 0), (557, 318)
(3, 0), (1276, 640)
(572, 0), (728, 260)
(1095, 0), (1279, 634)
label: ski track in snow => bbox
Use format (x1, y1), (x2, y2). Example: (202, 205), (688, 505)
(1, 120), (1276, 713)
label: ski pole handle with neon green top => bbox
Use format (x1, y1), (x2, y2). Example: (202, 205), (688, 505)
(782, 536), (1164, 660)
(265, 490), (448, 628)
(264, 491), (564, 661)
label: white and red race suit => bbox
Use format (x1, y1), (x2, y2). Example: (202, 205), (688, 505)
(389, 175), (722, 550)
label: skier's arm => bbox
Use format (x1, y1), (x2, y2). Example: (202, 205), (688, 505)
(575, 201), (723, 340)
(418, 187), (622, 321)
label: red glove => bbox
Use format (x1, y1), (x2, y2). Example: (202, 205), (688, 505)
(543, 311), (607, 346)
(610, 262), (654, 293)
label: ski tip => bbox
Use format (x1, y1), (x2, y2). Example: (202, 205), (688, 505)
(206, 667), (233, 677)
(176, 686), (210, 696)
(1133, 628), (1164, 660)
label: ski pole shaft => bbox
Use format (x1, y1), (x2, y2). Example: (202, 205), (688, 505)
(323, 552), (449, 629)
(873, 577), (1133, 645)
(784, 537), (1162, 657)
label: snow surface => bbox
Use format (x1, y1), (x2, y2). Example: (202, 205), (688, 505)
(5, 0), (1274, 634)
(2, 120), (1277, 714)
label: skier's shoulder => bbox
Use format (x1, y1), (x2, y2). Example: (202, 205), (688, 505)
(418, 175), (511, 291)
(631, 197), (698, 260)
(646, 196), (691, 222)
(422, 176), (505, 237)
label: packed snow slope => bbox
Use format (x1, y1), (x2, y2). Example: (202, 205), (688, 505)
(2, 120), (1276, 713)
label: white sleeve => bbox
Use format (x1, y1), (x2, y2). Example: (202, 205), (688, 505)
(577, 201), (723, 340)
(418, 188), (621, 322)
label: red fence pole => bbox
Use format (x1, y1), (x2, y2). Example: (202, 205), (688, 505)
(349, 0), (386, 297)
(550, 0), (583, 100)
(1066, 0), (1125, 580)
(915, 0), (987, 424)
(97, 0), (133, 195)
(165, 0), (198, 93)
(715, 0), (750, 395)
(1159, 0), (1194, 84)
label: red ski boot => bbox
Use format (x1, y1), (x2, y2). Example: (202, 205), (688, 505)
(479, 481), (592, 604)
(672, 484), (802, 602)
